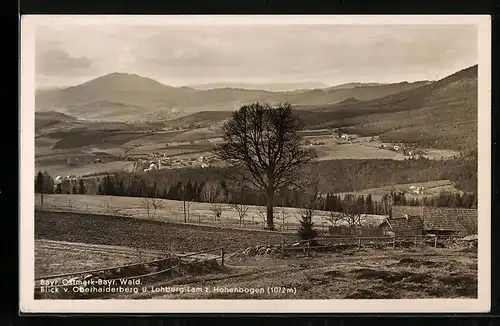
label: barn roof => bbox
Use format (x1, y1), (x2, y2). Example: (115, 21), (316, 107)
(391, 205), (424, 218)
(390, 205), (478, 234)
(379, 216), (423, 236)
(422, 206), (477, 233)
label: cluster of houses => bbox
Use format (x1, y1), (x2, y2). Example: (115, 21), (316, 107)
(408, 185), (425, 195)
(379, 144), (425, 159)
(333, 132), (377, 143)
(339, 133), (352, 142)
(304, 139), (325, 146)
(134, 153), (219, 172)
(166, 155), (216, 169)
(51, 174), (85, 193)
(67, 155), (113, 166)
(378, 205), (478, 237)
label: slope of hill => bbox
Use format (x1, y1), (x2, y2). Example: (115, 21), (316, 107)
(166, 65), (478, 151)
(36, 86), (63, 95)
(35, 73), (197, 112)
(35, 111), (80, 133)
(161, 111), (233, 129)
(35, 73), (431, 122)
(326, 82), (387, 90)
(300, 65), (478, 151)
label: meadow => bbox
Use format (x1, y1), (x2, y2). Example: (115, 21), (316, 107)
(336, 180), (463, 202)
(35, 194), (388, 231)
(35, 210), (477, 300)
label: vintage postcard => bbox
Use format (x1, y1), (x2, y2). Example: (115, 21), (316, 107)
(20, 15), (491, 313)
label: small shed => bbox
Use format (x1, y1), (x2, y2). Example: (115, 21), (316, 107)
(378, 215), (424, 237)
(390, 205), (477, 236)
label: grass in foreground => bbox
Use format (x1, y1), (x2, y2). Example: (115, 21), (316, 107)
(35, 210), (477, 300)
(127, 247), (477, 299)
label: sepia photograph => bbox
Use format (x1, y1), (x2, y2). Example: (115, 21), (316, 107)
(20, 15), (491, 313)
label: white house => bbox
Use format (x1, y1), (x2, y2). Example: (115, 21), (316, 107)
(341, 134), (351, 141)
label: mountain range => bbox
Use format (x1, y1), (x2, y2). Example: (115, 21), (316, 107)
(186, 82), (330, 92)
(34, 64), (478, 151)
(163, 65), (478, 151)
(35, 72), (432, 122)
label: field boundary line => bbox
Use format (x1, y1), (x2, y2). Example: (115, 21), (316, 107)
(35, 207), (298, 235)
(36, 239), (166, 256)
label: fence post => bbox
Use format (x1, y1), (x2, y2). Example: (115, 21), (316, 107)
(220, 248), (225, 266)
(357, 238), (361, 251)
(434, 235), (438, 248)
(414, 236), (418, 247)
(392, 237), (396, 249)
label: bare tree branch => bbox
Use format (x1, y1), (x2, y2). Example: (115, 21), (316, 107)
(213, 102), (316, 230)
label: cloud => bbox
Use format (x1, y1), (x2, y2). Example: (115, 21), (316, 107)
(34, 23), (478, 87)
(36, 48), (93, 76)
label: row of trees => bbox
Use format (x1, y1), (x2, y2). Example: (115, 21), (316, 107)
(35, 171), (86, 205)
(96, 173), (477, 212)
(119, 155), (477, 196)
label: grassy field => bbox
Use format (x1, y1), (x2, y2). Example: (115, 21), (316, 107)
(35, 113), (463, 179)
(337, 180), (462, 202)
(35, 239), (165, 279)
(34, 211), (477, 299)
(304, 135), (459, 161)
(35, 210), (297, 254)
(314, 142), (406, 161)
(35, 194), (388, 230)
(131, 248), (477, 299)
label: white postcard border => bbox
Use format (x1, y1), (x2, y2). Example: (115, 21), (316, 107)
(19, 14), (491, 314)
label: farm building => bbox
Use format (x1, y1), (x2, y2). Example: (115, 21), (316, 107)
(378, 215), (424, 236)
(389, 205), (478, 236)
(408, 185), (425, 195)
(340, 134), (352, 141)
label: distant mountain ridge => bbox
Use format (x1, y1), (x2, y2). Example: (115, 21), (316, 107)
(164, 65), (478, 151)
(35, 72), (434, 122)
(326, 82), (387, 90)
(187, 82), (329, 92)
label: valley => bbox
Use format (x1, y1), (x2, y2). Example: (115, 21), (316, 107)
(33, 64), (479, 302)
(35, 65), (477, 183)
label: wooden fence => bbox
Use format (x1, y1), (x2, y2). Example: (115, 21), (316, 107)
(282, 234), (463, 253)
(34, 246), (225, 287)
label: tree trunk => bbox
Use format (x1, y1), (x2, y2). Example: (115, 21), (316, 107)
(41, 192), (44, 206)
(266, 187), (275, 230)
(183, 200), (186, 222)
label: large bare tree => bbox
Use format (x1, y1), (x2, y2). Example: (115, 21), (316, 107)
(214, 102), (315, 230)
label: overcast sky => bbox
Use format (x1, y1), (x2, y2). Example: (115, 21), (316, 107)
(35, 24), (477, 89)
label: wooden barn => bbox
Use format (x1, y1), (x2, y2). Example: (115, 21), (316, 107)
(388, 205), (478, 236)
(378, 215), (424, 237)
